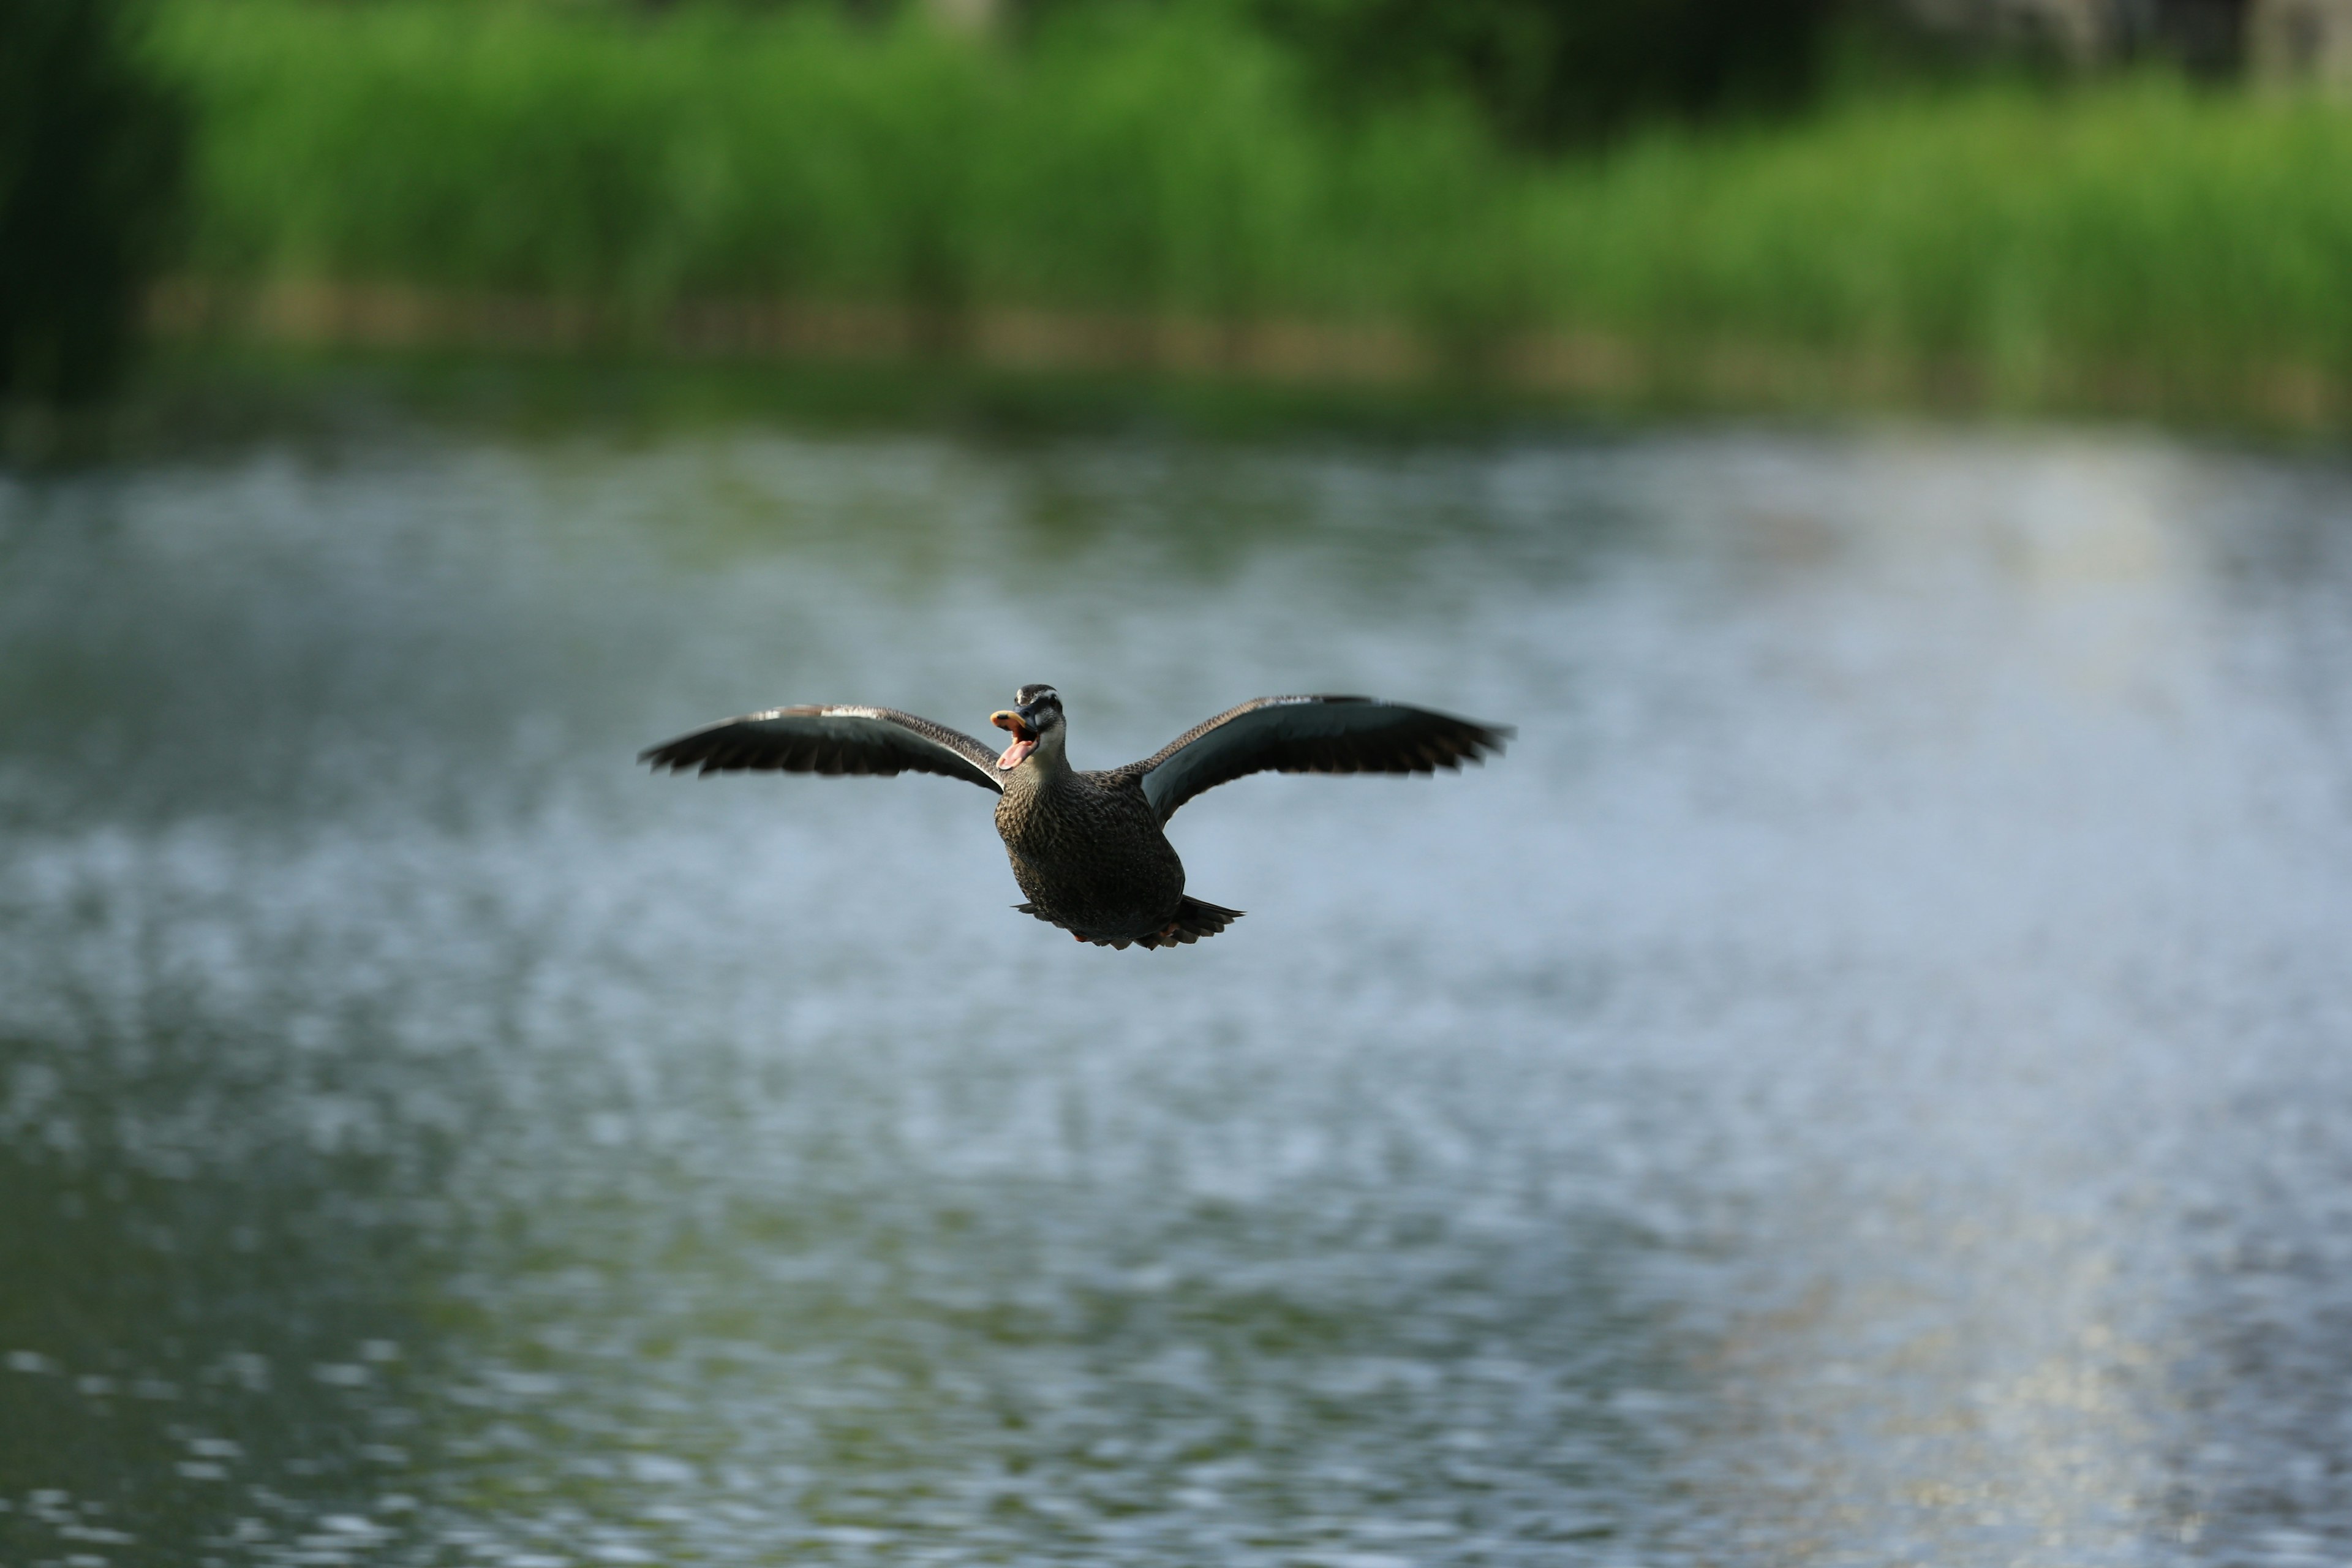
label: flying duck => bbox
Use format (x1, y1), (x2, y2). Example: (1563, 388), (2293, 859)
(641, 687), (1510, 950)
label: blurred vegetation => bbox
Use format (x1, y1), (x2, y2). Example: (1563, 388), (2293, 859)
(165, 0), (1494, 322)
(29, 0), (2335, 424)
(1542, 79), (2352, 398)
(1245, 0), (1846, 149)
(0, 0), (185, 405)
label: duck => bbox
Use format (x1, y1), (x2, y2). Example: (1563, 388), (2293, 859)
(641, 685), (1510, 949)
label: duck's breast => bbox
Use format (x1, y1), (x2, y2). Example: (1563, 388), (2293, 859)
(995, 774), (1183, 932)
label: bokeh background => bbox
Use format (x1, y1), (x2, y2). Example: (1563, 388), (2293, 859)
(14, 0), (2352, 429)
(9, 3), (2352, 1567)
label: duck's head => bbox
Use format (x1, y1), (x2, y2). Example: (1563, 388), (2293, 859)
(990, 684), (1065, 772)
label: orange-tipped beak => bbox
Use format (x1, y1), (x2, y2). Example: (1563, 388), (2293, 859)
(991, 710), (1036, 771)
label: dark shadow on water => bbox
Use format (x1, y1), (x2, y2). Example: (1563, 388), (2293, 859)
(0, 1085), (449, 1559)
(106, 344), (1651, 464)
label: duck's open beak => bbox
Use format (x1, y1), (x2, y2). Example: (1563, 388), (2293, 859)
(990, 710), (1036, 771)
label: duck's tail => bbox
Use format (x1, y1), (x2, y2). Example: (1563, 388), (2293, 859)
(1015, 897), (1244, 951)
(1148, 897), (1245, 949)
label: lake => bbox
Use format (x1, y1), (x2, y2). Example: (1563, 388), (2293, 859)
(4, 417), (2351, 1567)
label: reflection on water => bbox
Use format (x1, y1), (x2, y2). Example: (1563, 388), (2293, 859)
(3, 424), (2351, 1566)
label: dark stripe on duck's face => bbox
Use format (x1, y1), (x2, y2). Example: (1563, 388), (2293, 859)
(1001, 689), (1062, 731)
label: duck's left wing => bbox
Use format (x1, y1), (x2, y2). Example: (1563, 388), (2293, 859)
(1129, 695), (1510, 824)
(640, 704), (1005, 792)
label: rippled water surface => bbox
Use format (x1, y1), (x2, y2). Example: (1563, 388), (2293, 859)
(5, 421), (2352, 1567)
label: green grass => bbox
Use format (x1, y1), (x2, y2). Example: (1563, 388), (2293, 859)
(161, 1), (1498, 321)
(1536, 81), (2352, 394)
(154, 0), (2352, 420)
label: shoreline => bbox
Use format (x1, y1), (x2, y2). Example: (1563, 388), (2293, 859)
(151, 281), (2352, 440)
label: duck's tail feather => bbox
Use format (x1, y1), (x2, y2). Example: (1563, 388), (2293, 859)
(1150, 897), (1245, 949)
(1014, 897), (1244, 951)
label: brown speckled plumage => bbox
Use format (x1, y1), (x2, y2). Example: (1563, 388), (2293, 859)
(994, 755), (1200, 948)
(641, 684), (1509, 951)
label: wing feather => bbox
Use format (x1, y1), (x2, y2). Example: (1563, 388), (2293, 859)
(639, 704), (1004, 793)
(1130, 695), (1510, 823)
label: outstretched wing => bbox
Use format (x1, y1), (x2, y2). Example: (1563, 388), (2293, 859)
(640, 704), (1005, 793)
(1131, 695), (1510, 823)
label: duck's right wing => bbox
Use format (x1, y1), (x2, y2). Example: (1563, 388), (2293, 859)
(640, 704), (1005, 793)
(1128, 695), (1510, 823)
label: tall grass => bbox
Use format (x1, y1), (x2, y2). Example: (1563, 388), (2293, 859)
(164, 1), (1505, 323)
(1535, 83), (2352, 394)
(158, 0), (2352, 409)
